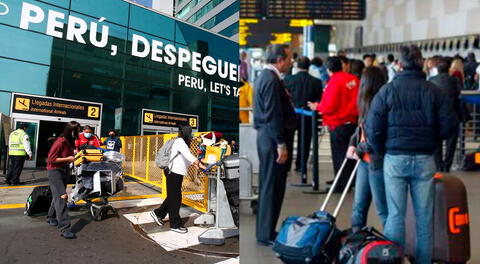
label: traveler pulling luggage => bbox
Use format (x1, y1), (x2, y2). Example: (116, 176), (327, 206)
(405, 174), (470, 264)
(272, 158), (360, 264)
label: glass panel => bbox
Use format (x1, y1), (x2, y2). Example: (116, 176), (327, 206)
(0, 58), (50, 95)
(176, 21), (239, 63)
(218, 22), (239, 37)
(200, 1), (239, 30)
(125, 30), (175, 85)
(15, 121), (37, 160)
(0, 91), (11, 115)
(0, 0), (68, 32)
(129, 5), (174, 40)
(63, 40), (126, 79)
(38, 0), (70, 8)
(69, 12), (128, 53)
(70, 0), (129, 25)
(0, 24), (64, 66)
(171, 91), (208, 131)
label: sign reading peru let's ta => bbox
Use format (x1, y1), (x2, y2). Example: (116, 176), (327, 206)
(12, 93), (102, 121)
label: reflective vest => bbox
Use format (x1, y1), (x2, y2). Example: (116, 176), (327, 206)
(9, 129), (27, 156)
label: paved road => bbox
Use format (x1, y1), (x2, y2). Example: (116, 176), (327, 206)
(0, 206), (236, 264)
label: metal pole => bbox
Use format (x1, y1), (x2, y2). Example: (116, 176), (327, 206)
(311, 112), (319, 191)
(300, 113), (307, 184)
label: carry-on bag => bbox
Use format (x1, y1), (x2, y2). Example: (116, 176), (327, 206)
(405, 173), (470, 263)
(25, 185), (52, 216)
(74, 149), (104, 166)
(273, 158), (360, 264)
(338, 227), (403, 264)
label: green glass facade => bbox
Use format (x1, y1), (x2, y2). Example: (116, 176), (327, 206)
(0, 0), (239, 139)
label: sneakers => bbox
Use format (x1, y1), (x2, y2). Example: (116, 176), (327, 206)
(170, 226), (188, 234)
(149, 211), (164, 226)
(60, 231), (76, 239)
(47, 219), (58, 227)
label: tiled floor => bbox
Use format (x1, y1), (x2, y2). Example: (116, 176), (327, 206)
(239, 164), (480, 264)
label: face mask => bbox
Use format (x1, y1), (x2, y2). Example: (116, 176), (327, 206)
(84, 133), (92, 139)
(109, 134), (115, 138)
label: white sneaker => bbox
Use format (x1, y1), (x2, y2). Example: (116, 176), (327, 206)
(149, 211), (164, 226)
(170, 226), (188, 234)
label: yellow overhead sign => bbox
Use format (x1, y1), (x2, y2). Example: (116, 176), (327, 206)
(270, 33), (292, 44)
(289, 19), (314, 27)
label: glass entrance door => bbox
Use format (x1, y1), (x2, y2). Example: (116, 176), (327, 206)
(13, 119), (39, 168)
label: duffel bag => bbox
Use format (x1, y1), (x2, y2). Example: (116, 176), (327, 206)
(339, 227), (403, 264)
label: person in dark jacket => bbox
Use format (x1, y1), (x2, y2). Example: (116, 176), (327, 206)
(366, 45), (459, 264)
(464, 52), (478, 90)
(347, 66), (388, 232)
(284, 56), (323, 173)
(430, 57), (462, 172)
(253, 44), (296, 245)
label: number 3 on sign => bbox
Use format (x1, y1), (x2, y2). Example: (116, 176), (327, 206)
(189, 118), (197, 128)
(88, 106), (100, 118)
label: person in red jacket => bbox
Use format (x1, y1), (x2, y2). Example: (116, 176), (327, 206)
(75, 125), (101, 152)
(308, 56), (359, 192)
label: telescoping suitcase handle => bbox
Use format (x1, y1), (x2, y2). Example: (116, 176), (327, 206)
(320, 158), (360, 218)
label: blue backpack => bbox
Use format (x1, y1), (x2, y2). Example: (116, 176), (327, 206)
(273, 159), (361, 264)
(273, 211), (341, 264)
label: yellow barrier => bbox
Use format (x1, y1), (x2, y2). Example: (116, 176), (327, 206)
(120, 133), (209, 213)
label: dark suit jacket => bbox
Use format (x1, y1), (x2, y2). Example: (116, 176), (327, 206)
(284, 71), (323, 108)
(253, 69), (296, 145)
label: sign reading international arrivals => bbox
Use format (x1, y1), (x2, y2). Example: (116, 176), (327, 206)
(11, 93), (102, 121)
(142, 109), (198, 130)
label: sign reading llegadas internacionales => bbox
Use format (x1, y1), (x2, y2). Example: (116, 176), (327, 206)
(142, 109), (198, 130)
(11, 93), (102, 121)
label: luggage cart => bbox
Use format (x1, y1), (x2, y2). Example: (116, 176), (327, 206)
(70, 151), (125, 221)
(196, 156), (239, 245)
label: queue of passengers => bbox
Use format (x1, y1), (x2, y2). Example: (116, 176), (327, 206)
(252, 44), (462, 263)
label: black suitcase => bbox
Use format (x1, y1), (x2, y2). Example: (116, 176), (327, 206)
(405, 174), (470, 263)
(25, 186), (52, 216)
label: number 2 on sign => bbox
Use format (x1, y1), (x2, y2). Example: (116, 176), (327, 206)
(88, 106), (100, 118)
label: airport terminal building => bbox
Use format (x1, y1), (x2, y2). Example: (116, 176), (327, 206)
(0, 0), (239, 167)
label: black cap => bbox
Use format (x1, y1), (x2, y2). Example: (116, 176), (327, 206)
(19, 123), (28, 129)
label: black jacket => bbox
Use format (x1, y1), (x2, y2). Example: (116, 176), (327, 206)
(253, 69), (296, 145)
(284, 71), (323, 108)
(365, 70), (459, 155)
(429, 73), (462, 119)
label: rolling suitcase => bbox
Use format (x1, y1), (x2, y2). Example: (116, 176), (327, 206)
(273, 158), (360, 264)
(74, 149), (104, 166)
(405, 173), (470, 263)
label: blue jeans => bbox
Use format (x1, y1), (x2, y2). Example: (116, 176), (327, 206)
(351, 160), (388, 229)
(383, 154), (435, 264)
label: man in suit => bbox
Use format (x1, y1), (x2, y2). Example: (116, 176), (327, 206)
(284, 56), (323, 172)
(253, 44), (296, 245)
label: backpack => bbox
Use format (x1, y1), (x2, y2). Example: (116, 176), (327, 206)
(155, 138), (179, 169)
(338, 227), (403, 264)
(25, 186), (52, 216)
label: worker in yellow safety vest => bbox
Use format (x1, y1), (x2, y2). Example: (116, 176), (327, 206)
(6, 123), (32, 185)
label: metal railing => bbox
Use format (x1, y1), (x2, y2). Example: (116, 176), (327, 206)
(456, 91), (480, 168)
(120, 133), (209, 213)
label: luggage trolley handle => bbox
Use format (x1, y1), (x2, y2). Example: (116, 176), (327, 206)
(320, 158), (360, 218)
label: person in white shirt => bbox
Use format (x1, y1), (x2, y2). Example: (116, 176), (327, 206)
(150, 124), (206, 233)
